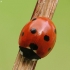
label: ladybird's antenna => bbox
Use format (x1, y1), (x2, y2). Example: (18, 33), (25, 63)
(13, 0), (58, 70)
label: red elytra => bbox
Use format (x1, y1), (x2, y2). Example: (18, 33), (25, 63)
(19, 17), (56, 59)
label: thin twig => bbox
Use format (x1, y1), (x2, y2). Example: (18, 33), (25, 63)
(13, 0), (58, 70)
(31, 0), (58, 19)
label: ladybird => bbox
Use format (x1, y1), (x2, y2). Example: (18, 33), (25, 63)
(19, 17), (56, 60)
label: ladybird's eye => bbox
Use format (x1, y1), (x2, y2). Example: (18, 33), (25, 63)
(44, 35), (50, 41)
(55, 29), (56, 34)
(21, 32), (24, 36)
(32, 18), (36, 21)
(30, 28), (37, 34)
(29, 43), (38, 50)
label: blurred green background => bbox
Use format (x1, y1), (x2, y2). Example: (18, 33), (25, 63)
(0, 0), (70, 70)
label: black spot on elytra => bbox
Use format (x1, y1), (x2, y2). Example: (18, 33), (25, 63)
(44, 35), (49, 41)
(48, 48), (51, 51)
(21, 32), (24, 36)
(30, 28), (36, 34)
(29, 43), (38, 50)
(55, 29), (56, 34)
(32, 18), (36, 21)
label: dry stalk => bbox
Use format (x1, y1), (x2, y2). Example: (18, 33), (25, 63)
(13, 0), (58, 70)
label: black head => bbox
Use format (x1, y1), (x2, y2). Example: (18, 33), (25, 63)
(19, 43), (40, 60)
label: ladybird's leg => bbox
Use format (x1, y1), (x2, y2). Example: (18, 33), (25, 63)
(13, 0), (58, 70)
